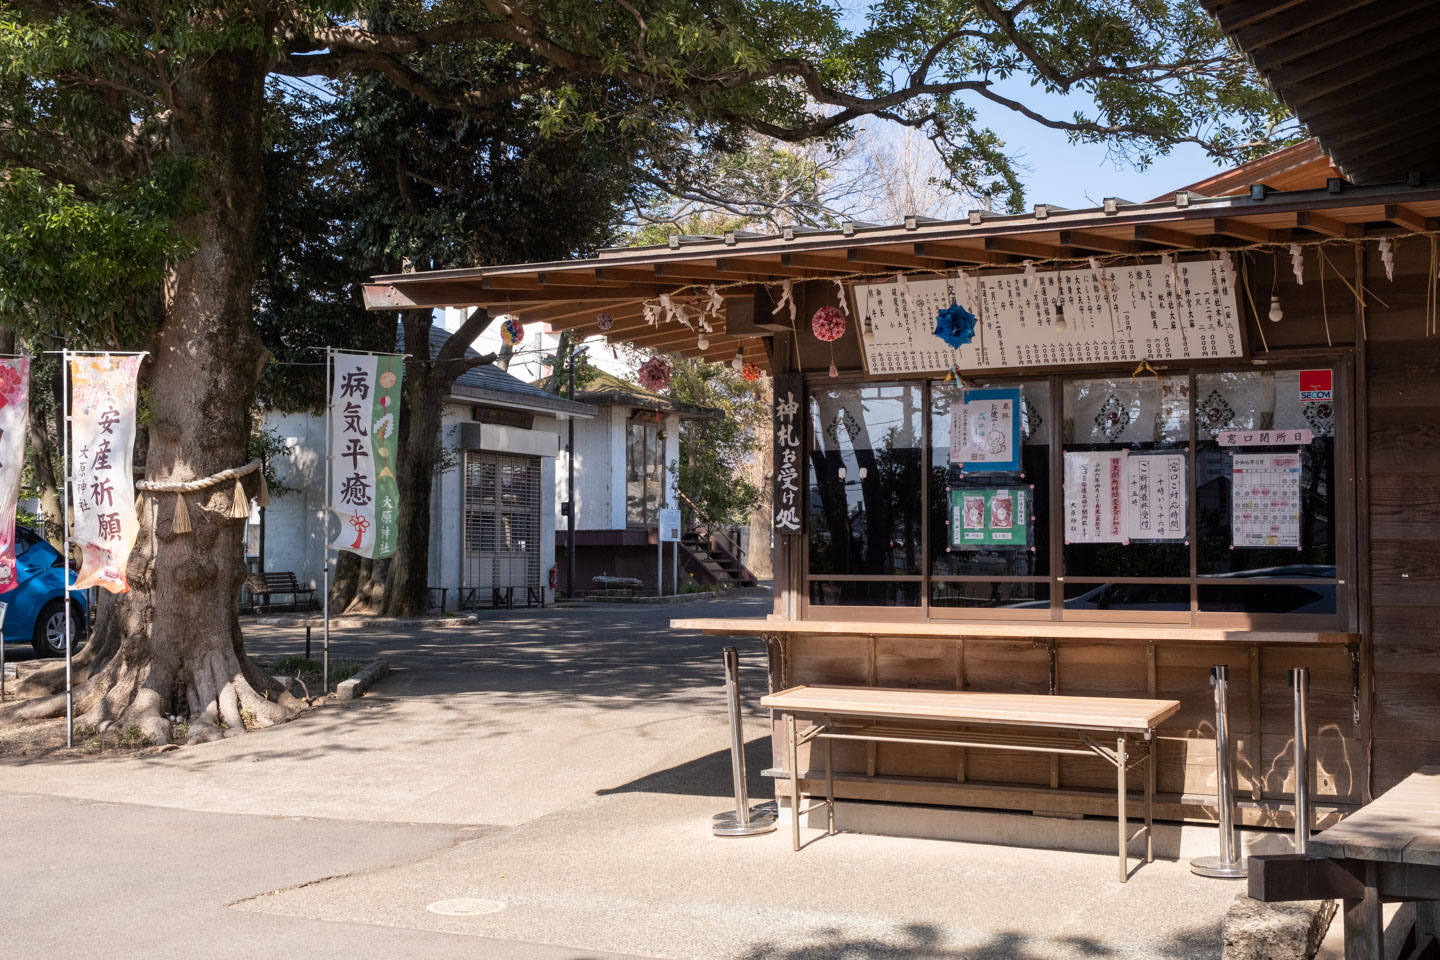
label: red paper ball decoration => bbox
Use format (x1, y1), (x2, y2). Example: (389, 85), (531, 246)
(638, 355), (672, 392)
(811, 305), (847, 342)
(596, 312), (615, 331)
(741, 362), (763, 383)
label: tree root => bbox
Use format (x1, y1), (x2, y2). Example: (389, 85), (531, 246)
(0, 644), (303, 747)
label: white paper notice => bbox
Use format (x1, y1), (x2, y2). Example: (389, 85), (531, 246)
(948, 388), (1020, 470)
(1125, 452), (1187, 541)
(1232, 452), (1302, 548)
(1063, 451), (1126, 543)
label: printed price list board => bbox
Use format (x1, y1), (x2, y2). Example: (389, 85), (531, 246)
(853, 260), (1244, 375)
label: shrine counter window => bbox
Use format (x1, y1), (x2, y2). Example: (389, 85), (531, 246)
(1193, 368), (1340, 617)
(929, 379), (1050, 613)
(807, 383), (923, 606)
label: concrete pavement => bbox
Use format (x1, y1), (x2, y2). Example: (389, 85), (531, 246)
(1, 592), (1257, 958)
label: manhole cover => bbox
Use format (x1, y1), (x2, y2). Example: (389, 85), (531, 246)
(426, 898), (506, 916)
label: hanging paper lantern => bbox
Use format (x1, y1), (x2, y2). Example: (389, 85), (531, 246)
(934, 302), (978, 349)
(741, 362), (763, 383)
(811, 305), (847, 342)
(500, 318), (524, 346)
(638, 356), (672, 392)
(596, 312), (615, 331)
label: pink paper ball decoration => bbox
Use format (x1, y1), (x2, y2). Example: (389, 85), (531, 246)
(638, 355), (672, 392)
(596, 312), (615, 331)
(811, 305), (846, 342)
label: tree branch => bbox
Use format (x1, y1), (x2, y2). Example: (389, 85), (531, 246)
(436, 307), (494, 366)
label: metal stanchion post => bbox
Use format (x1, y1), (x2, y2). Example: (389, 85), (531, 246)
(712, 646), (777, 837)
(1291, 666), (1310, 855)
(0, 601), (7, 702)
(305, 624), (312, 661)
(1191, 664), (1247, 878)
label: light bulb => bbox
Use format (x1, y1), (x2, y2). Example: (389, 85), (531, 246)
(731, 350), (743, 372)
(1268, 295), (1283, 323)
(862, 319), (875, 345)
(697, 336), (709, 351)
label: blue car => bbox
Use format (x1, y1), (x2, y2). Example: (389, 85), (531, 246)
(4, 526), (87, 657)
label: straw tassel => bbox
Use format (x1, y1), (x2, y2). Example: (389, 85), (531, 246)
(171, 492), (191, 534)
(230, 478), (251, 519)
(256, 471), (270, 508)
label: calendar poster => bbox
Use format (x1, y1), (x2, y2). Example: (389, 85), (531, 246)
(949, 388), (1021, 472)
(1231, 452), (1302, 548)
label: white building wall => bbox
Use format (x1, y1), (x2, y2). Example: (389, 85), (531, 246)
(553, 407), (619, 532)
(262, 402), (561, 606)
(608, 406), (628, 528)
(664, 412), (681, 510)
(259, 411), (327, 589)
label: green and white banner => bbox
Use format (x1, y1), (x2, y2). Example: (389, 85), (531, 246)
(329, 351), (403, 559)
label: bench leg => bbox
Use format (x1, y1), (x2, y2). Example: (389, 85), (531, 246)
(1343, 861), (1383, 960)
(787, 712), (801, 852)
(1145, 739), (1154, 864)
(1117, 734), (1128, 883)
(825, 735), (835, 836)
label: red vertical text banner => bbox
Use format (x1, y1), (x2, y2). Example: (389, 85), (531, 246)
(0, 358), (30, 592)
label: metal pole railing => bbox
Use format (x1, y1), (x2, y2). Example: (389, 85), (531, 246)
(1291, 666), (1311, 855)
(1191, 664), (1247, 879)
(712, 646), (776, 837)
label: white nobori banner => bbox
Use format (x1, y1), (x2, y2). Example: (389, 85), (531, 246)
(70, 354), (142, 593)
(328, 352), (403, 558)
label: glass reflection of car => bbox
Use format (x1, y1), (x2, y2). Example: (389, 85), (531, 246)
(1015, 565), (1335, 614)
(2, 526), (88, 657)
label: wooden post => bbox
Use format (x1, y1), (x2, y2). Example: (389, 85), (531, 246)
(1342, 861), (1383, 960)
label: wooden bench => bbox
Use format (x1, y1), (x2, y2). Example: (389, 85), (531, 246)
(760, 684), (1181, 882)
(245, 572), (315, 612)
(1249, 765), (1440, 960)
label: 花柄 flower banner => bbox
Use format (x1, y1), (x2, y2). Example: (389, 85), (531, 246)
(70, 354), (142, 593)
(328, 352), (403, 559)
(0, 359), (30, 592)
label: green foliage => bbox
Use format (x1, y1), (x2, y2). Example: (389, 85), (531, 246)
(269, 657), (322, 675)
(247, 423), (298, 498)
(663, 354), (766, 527)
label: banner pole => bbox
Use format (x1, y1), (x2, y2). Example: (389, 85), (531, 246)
(61, 351), (72, 747)
(323, 347), (332, 695)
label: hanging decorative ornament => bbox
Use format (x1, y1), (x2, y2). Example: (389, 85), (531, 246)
(731, 347), (744, 372)
(705, 284), (724, 319)
(638, 355), (672, 392)
(741, 361), (762, 383)
(596, 312), (615, 331)
(1023, 260), (1038, 281)
(1290, 243), (1305, 285)
(1379, 237), (1395, 282)
(812, 305), (847, 378)
(832, 278), (850, 315)
(861, 286), (875, 345)
(500, 317), (524, 346)
(934, 300), (979, 382)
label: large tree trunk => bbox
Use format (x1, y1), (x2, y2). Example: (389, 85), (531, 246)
(27, 357), (63, 547)
(4, 45), (300, 743)
(379, 311), (446, 618)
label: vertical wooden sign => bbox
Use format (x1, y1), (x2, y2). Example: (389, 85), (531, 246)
(772, 371), (803, 535)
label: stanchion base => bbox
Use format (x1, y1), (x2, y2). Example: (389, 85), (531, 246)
(712, 805), (778, 837)
(1189, 855), (1248, 879)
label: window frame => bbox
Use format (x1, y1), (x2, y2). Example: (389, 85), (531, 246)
(798, 350), (1357, 631)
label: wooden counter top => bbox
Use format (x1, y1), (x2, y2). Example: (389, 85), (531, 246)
(670, 617), (1359, 645)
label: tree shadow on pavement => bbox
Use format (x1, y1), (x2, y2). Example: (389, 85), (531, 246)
(736, 917), (1223, 960)
(596, 735), (774, 799)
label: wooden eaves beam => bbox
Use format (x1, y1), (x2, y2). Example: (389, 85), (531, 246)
(1057, 231), (1143, 255)
(984, 236), (1074, 260)
(512, 299), (644, 324)
(847, 246), (953, 271)
(1383, 203), (1440, 233)
(779, 252), (853, 273)
(1295, 211), (1363, 239)
(1212, 218), (1287, 244)
(912, 241), (1004, 265)
(1132, 224), (1211, 248)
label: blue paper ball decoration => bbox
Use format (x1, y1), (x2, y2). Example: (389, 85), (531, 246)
(934, 302), (978, 349)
